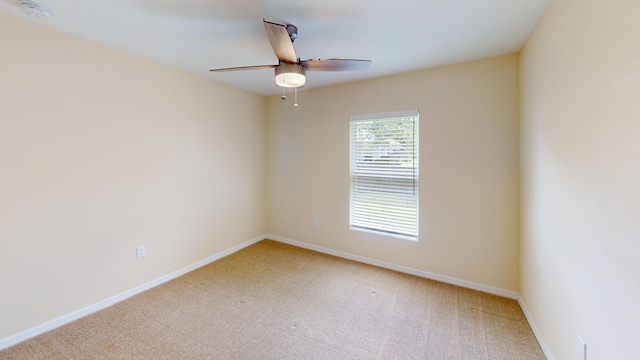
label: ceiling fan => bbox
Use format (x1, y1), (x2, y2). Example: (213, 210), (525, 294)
(209, 19), (372, 89)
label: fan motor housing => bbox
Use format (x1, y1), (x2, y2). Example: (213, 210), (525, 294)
(286, 24), (298, 42)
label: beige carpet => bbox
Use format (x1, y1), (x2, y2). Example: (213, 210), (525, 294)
(0, 240), (545, 359)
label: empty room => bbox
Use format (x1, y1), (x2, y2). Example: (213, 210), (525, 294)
(1, 0), (638, 359)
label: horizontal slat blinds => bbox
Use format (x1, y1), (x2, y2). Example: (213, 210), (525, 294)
(350, 110), (419, 240)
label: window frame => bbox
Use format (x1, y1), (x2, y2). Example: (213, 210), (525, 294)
(349, 110), (419, 241)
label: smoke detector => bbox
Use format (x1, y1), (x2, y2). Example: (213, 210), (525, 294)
(20, 1), (51, 18)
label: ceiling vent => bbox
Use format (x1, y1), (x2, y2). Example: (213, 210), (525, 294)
(20, 1), (51, 18)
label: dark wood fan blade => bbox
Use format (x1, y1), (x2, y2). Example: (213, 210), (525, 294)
(301, 59), (372, 71)
(263, 19), (297, 63)
(209, 64), (277, 72)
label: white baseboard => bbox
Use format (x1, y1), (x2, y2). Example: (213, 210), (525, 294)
(2, 233), (553, 360)
(517, 295), (554, 360)
(266, 234), (519, 300)
(0, 234), (266, 351)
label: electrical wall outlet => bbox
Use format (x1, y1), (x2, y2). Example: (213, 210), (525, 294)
(577, 336), (587, 360)
(137, 246), (146, 258)
(313, 218), (319, 227)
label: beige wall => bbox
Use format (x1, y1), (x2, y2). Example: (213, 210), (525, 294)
(520, 0), (640, 359)
(0, 13), (266, 340)
(267, 54), (520, 292)
(15, 1), (640, 356)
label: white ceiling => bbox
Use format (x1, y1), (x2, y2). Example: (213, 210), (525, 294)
(1, 0), (550, 96)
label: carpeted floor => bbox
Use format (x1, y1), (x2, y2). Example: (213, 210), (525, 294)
(0, 240), (546, 359)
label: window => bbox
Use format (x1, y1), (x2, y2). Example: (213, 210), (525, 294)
(349, 110), (419, 241)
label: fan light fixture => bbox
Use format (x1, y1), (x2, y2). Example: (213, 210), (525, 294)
(274, 63), (306, 88)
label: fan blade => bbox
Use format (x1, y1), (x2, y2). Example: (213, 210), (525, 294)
(209, 64), (277, 72)
(301, 59), (372, 71)
(263, 19), (297, 63)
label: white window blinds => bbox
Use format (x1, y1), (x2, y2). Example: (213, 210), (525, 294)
(349, 110), (419, 240)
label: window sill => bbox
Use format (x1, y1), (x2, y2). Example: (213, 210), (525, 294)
(350, 226), (418, 242)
